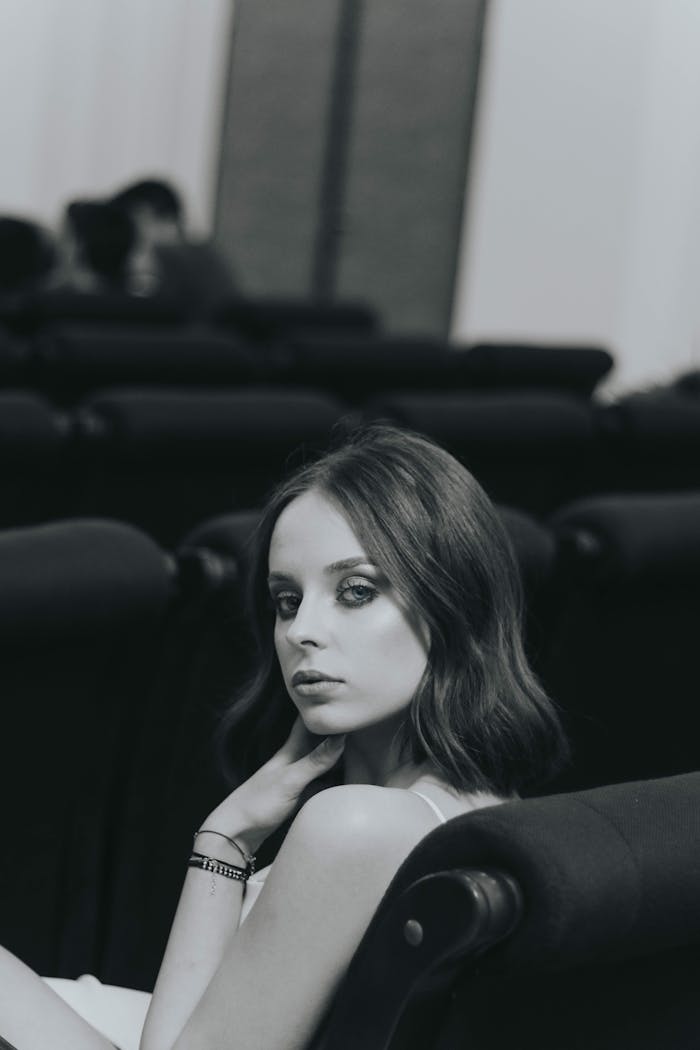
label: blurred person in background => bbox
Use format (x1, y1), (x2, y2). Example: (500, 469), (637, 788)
(0, 216), (56, 308)
(110, 177), (235, 314)
(51, 200), (136, 294)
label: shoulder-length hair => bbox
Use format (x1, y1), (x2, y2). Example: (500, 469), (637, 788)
(219, 423), (569, 796)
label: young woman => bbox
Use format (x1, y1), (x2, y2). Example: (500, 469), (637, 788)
(0, 424), (568, 1050)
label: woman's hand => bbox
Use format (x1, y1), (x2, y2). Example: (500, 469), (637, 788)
(201, 719), (346, 854)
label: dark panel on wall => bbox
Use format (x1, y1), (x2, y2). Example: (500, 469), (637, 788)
(214, 1), (340, 296)
(336, 0), (487, 334)
(213, 1), (486, 329)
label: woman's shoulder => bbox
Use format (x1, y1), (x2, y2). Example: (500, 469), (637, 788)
(300, 782), (505, 824)
(286, 783), (508, 870)
(262, 786), (443, 907)
(293, 784), (442, 857)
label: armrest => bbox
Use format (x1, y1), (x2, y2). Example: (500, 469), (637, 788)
(309, 868), (522, 1050)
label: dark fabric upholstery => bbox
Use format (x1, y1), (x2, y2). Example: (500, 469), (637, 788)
(215, 295), (379, 343)
(552, 491), (700, 583)
(79, 387), (345, 458)
(180, 509), (261, 566)
(0, 520), (172, 978)
(71, 387), (348, 545)
(288, 335), (456, 399)
(460, 342), (613, 395)
(386, 774), (700, 971)
(10, 287), (187, 334)
(0, 328), (29, 385)
(541, 493), (700, 789)
(100, 549), (250, 989)
(318, 775), (700, 1050)
(0, 391), (64, 457)
(35, 324), (255, 403)
(0, 518), (172, 638)
(364, 392), (596, 513)
(596, 390), (700, 493)
(497, 505), (558, 668)
(0, 391), (70, 527)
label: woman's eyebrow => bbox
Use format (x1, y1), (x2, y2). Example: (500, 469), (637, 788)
(324, 557), (374, 574)
(268, 557), (375, 585)
(267, 571), (295, 585)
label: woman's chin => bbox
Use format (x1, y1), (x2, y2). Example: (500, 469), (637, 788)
(298, 708), (348, 737)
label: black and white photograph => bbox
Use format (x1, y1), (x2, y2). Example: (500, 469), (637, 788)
(0, 2), (699, 1048)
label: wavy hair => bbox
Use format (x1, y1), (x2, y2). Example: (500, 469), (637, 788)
(219, 423), (569, 796)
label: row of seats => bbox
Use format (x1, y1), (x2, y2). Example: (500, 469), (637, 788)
(1, 492), (698, 993)
(0, 289), (381, 338)
(0, 322), (614, 402)
(2, 386), (700, 541)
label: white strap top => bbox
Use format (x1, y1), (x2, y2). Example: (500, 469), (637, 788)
(408, 788), (449, 824)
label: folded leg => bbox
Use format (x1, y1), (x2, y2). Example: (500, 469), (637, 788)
(0, 946), (115, 1050)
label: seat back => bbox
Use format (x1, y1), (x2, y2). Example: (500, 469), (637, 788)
(100, 535), (249, 989)
(0, 519), (172, 977)
(35, 324), (255, 405)
(364, 392), (596, 514)
(541, 492), (700, 790)
(10, 287), (188, 334)
(0, 391), (71, 526)
(460, 342), (613, 395)
(596, 390), (700, 494)
(72, 387), (348, 546)
(311, 772), (700, 1050)
(288, 334), (456, 400)
(214, 294), (379, 343)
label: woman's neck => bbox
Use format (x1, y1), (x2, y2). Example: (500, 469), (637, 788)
(341, 720), (429, 788)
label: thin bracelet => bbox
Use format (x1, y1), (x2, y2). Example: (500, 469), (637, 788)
(188, 852), (249, 883)
(195, 829), (256, 872)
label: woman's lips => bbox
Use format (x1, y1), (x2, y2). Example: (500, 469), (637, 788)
(291, 671), (344, 698)
(291, 670), (342, 686)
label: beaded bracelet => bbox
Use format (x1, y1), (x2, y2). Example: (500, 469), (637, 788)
(194, 829), (256, 875)
(188, 851), (250, 883)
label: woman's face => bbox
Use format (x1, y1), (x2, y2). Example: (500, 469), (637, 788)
(268, 489), (429, 738)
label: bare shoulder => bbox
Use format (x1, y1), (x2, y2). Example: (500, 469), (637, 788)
(288, 784), (443, 865)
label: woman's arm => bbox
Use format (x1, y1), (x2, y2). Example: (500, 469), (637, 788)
(170, 785), (438, 1050)
(139, 724), (346, 1050)
(137, 829), (248, 1050)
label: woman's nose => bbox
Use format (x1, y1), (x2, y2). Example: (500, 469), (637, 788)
(285, 596), (327, 649)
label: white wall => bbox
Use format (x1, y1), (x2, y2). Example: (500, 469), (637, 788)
(451, 0), (700, 396)
(0, 0), (233, 236)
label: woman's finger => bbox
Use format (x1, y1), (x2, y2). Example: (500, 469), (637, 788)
(288, 734), (346, 790)
(275, 715), (316, 763)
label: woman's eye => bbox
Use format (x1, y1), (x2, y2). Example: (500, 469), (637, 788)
(337, 578), (378, 606)
(273, 591), (301, 619)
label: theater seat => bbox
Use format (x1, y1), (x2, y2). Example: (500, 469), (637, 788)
(287, 334), (456, 400)
(0, 390), (71, 526)
(596, 389), (700, 494)
(541, 492), (700, 790)
(72, 387), (349, 546)
(214, 294), (379, 343)
(0, 326), (30, 386)
(34, 324), (256, 404)
(0, 519), (173, 978)
(460, 342), (614, 395)
(309, 772), (700, 1050)
(364, 392), (596, 514)
(10, 287), (188, 333)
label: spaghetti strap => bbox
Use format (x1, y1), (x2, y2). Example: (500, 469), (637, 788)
(408, 789), (449, 824)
